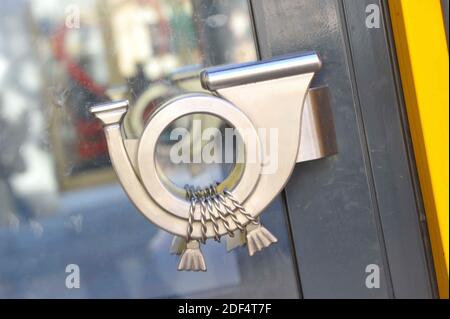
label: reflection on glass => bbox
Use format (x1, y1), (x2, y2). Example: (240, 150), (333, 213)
(0, 0), (299, 298)
(155, 113), (242, 192)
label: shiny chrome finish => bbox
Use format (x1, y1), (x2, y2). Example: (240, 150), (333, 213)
(89, 100), (128, 126)
(201, 52), (321, 90)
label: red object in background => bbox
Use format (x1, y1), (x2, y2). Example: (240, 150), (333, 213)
(53, 26), (107, 97)
(76, 120), (108, 160)
(53, 25), (109, 162)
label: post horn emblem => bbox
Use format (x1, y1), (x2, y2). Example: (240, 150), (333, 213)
(90, 52), (337, 271)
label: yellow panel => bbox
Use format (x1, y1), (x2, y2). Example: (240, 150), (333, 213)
(389, 0), (449, 298)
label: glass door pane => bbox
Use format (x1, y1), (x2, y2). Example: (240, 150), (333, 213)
(0, 0), (299, 298)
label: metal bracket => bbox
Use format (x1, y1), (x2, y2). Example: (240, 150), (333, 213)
(298, 86), (337, 162)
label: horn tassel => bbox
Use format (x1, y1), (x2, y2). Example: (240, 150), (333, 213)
(177, 240), (207, 271)
(226, 229), (247, 252)
(170, 235), (187, 255)
(245, 223), (278, 256)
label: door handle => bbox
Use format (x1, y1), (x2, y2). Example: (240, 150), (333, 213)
(90, 52), (337, 271)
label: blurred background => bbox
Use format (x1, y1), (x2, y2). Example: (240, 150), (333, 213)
(0, 0), (300, 298)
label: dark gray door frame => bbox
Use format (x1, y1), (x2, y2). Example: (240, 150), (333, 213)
(249, 0), (438, 298)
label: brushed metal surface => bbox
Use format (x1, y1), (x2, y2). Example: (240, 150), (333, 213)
(90, 53), (336, 242)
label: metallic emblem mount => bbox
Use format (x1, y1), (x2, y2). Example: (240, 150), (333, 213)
(90, 52), (337, 271)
